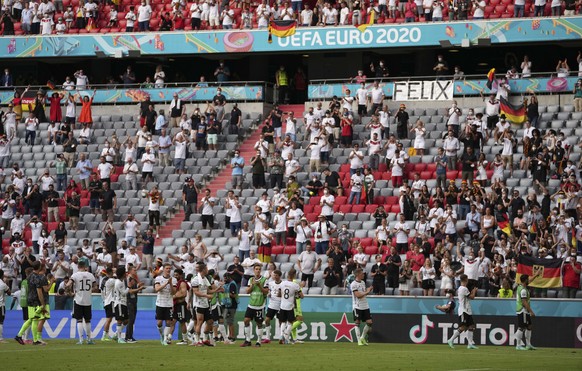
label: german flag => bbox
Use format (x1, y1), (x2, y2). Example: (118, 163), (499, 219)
(357, 10), (375, 32)
(486, 68), (495, 90)
(517, 255), (562, 288)
(496, 212), (511, 236)
(268, 20), (296, 43)
(500, 97), (526, 124)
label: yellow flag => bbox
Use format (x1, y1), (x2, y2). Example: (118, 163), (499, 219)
(357, 10), (375, 32)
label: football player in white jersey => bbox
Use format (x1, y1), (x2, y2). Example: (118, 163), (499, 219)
(100, 268), (116, 341)
(191, 262), (216, 346)
(261, 269), (282, 344)
(68, 261), (96, 344)
(279, 269), (303, 344)
(350, 268), (373, 346)
(447, 274), (478, 349)
(113, 266), (130, 343)
(154, 263), (176, 346)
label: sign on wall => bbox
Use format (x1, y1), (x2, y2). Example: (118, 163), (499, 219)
(393, 80), (454, 101)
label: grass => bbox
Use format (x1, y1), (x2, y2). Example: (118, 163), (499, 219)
(1, 340), (580, 371)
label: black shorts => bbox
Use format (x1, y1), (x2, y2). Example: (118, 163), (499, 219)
(353, 308), (372, 322)
(211, 306), (223, 322)
(73, 303), (92, 321)
(459, 312), (475, 327)
(487, 115), (498, 130)
(115, 304), (128, 321)
(149, 210), (160, 226)
(173, 302), (190, 323)
(278, 309), (296, 323)
(22, 307), (28, 321)
(517, 312), (532, 329)
(104, 303), (114, 318)
(422, 279), (436, 290)
(265, 307), (280, 320)
(244, 307), (264, 322)
(65, 116), (76, 125)
(141, 171), (153, 180)
(195, 306), (212, 322)
(0, 306), (5, 323)
(156, 306), (174, 321)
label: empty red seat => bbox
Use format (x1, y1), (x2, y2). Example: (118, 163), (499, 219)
(420, 171), (432, 180)
(364, 246), (378, 255)
(339, 205), (352, 214)
(495, 4), (506, 13)
(390, 205), (400, 213)
(272, 246), (284, 255)
(426, 163), (436, 172)
(446, 171), (458, 180)
(283, 246), (296, 254)
(352, 205), (365, 213)
(361, 238), (374, 247)
(373, 196), (385, 205)
(385, 196), (398, 205)
(365, 204), (377, 213)
(414, 163), (426, 172)
(335, 196), (347, 205)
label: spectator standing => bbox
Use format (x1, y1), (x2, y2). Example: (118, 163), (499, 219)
(214, 60), (230, 82)
(99, 181), (116, 222)
(297, 243), (322, 288)
(395, 104), (409, 139)
(182, 177), (199, 222)
(137, 0), (152, 31)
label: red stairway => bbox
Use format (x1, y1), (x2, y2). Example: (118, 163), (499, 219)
(157, 104), (305, 240)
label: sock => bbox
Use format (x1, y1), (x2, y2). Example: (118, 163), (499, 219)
(0, 324), (3, 339)
(256, 327), (263, 342)
(354, 325), (361, 341)
(85, 322), (92, 340)
(23, 327), (31, 341)
(516, 329), (525, 346)
(525, 329), (532, 347)
(218, 324), (228, 341)
(362, 324), (371, 340)
(182, 332), (188, 342)
(193, 332), (200, 343)
(264, 324), (271, 340)
(467, 330), (474, 345)
(244, 325), (250, 341)
(18, 319), (31, 337)
(77, 322), (84, 341)
(157, 326), (164, 338)
(280, 323), (287, 341)
(448, 330), (461, 343)
(164, 327), (171, 341)
(291, 320), (302, 339)
(31, 320), (39, 342)
(116, 324), (123, 339)
(187, 320), (195, 333)
(286, 323), (293, 341)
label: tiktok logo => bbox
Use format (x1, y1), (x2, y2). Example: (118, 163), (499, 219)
(409, 315), (435, 344)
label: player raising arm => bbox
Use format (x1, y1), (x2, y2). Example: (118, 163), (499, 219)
(447, 274), (478, 349)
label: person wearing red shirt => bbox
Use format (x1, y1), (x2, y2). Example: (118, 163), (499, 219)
(406, 244), (425, 287)
(563, 251), (581, 298)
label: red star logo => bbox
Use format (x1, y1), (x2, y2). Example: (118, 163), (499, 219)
(330, 313), (357, 342)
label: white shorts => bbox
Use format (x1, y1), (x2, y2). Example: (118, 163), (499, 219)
(201, 10), (209, 21)
(209, 16), (219, 26)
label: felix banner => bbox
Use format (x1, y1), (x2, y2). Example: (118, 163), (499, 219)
(393, 81), (454, 101)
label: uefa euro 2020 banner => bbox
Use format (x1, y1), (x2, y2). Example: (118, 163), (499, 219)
(4, 297), (582, 348)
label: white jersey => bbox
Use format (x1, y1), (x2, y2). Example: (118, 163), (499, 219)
(462, 257), (481, 281)
(100, 276), (116, 306)
(0, 278), (8, 307)
(267, 280), (282, 310)
(70, 271), (95, 306)
(280, 280), (301, 311)
(191, 273), (211, 309)
(350, 279), (369, 310)
(113, 278), (129, 307)
(457, 285), (472, 315)
(154, 275), (174, 308)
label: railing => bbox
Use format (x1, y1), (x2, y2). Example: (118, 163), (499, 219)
(308, 72), (581, 100)
(0, 81), (277, 104)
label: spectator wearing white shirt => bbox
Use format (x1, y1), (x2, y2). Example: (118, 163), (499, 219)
(125, 6), (137, 31)
(123, 157), (139, 190)
(125, 246), (141, 270)
(208, 0), (219, 29)
(300, 4), (313, 26)
(393, 213), (410, 253)
(140, 146), (156, 185)
(443, 129), (460, 171)
(389, 150), (405, 188)
(137, 0), (152, 31)
(256, 0), (270, 29)
(322, 2), (337, 25)
(221, 5), (234, 29)
(297, 243), (322, 288)
(74, 69), (89, 89)
(348, 143), (364, 175)
(189, 1), (201, 29)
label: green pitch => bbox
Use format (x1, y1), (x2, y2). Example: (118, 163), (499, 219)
(2, 341), (580, 371)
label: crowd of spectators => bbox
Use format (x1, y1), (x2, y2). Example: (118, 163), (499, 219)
(0, 62), (581, 306)
(0, 0), (581, 35)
